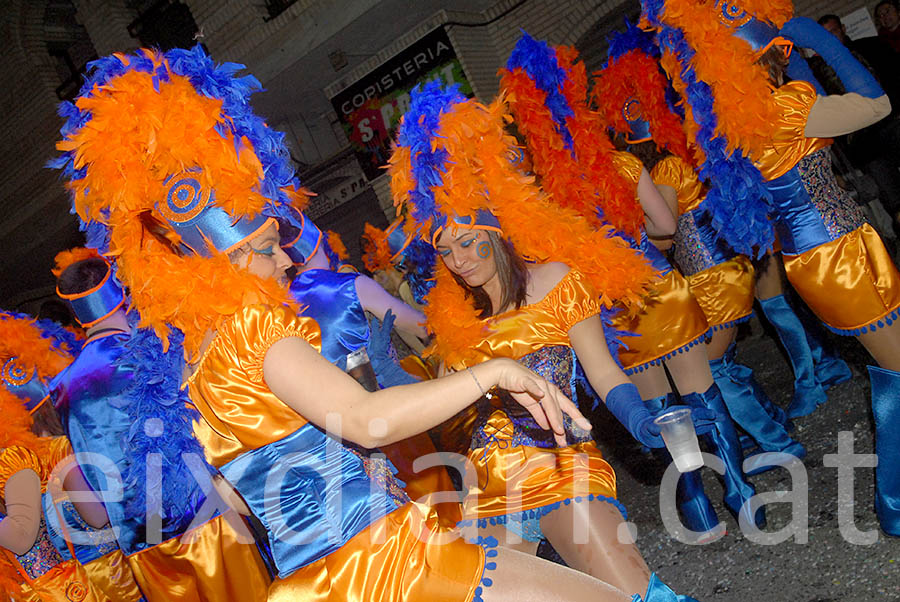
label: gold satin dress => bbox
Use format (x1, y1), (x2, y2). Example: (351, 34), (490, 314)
(652, 155), (756, 330)
(0, 440), (103, 602)
(444, 269), (620, 528)
(753, 81), (900, 334)
(608, 152), (711, 371)
(186, 304), (483, 602)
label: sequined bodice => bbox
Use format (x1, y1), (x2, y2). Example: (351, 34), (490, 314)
(11, 515), (64, 579)
(673, 209), (738, 276)
(471, 346), (592, 450)
(796, 149), (866, 239)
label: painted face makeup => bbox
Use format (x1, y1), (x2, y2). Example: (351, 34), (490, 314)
(436, 229), (498, 288)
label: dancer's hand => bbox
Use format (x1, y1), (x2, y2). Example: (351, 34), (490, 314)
(487, 358), (592, 447)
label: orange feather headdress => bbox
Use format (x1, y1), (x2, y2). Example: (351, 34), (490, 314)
(389, 81), (655, 366)
(52, 47), (299, 358)
(500, 33), (644, 241)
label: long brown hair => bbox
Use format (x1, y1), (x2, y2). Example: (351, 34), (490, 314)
(450, 230), (529, 318)
(757, 45), (790, 87)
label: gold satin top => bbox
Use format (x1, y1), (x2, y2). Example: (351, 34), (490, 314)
(186, 304), (323, 467)
(752, 81), (832, 181)
(0, 438), (69, 494)
(612, 150), (643, 187)
(652, 155), (705, 215)
(447, 268), (602, 371)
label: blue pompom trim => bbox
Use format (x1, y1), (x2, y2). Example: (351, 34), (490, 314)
(822, 306), (900, 336)
(457, 494), (628, 534)
(472, 535), (499, 602)
(708, 312), (753, 332)
(624, 327), (712, 375)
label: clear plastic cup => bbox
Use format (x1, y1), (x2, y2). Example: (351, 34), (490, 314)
(653, 408), (704, 472)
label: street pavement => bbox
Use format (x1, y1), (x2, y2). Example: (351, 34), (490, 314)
(597, 316), (900, 601)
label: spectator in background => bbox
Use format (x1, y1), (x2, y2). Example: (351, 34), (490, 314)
(876, 0), (900, 51)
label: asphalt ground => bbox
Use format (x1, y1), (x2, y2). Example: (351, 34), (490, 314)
(594, 316), (900, 601)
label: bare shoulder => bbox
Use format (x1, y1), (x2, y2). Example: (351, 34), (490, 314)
(525, 262), (571, 304)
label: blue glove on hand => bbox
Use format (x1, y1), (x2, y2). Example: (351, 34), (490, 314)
(606, 383), (665, 448)
(780, 17), (884, 98)
(366, 310), (420, 388)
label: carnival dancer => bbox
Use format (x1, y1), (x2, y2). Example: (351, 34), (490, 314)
(591, 23), (808, 470)
(0, 310), (108, 602)
(390, 79), (708, 600)
(644, 0), (900, 535)
(53, 45), (689, 602)
(501, 33), (765, 537)
(279, 207), (459, 526)
(49, 249), (269, 601)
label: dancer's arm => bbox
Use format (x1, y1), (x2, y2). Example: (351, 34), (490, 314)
(356, 274), (428, 340)
(649, 183), (679, 251)
(805, 93), (891, 138)
(568, 315), (632, 399)
(59, 461), (110, 529)
(637, 168), (677, 238)
(0, 469), (42, 555)
(264, 340), (589, 448)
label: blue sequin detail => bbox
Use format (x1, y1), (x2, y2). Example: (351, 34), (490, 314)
(673, 210), (718, 276)
(623, 328), (712, 375)
(14, 516), (64, 579)
(796, 149), (866, 241)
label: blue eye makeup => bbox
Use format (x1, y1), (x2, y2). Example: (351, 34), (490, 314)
(439, 248), (451, 257)
(253, 245), (275, 256)
(460, 238), (474, 248)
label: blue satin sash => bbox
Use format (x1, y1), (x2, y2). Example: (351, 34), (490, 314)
(289, 270), (369, 365)
(219, 422), (404, 578)
(766, 165), (833, 255)
(639, 233), (673, 275)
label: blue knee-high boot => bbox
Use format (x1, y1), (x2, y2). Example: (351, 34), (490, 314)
(680, 385), (765, 528)
(869, 366), (900, 536)
(710, 343), (806, 474)
(635, 573), (699, 601)
(758, 294), (827, 417)
(793, 296), (853, 391)
(645, 394), (721, 536)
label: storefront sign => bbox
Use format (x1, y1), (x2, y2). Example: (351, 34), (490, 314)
(330, 26), (473, 180)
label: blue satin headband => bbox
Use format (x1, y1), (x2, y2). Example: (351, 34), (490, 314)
(714, 0), (781, 52)
(431, 209), (503, 246)
(385, 220), (412, 262)
(57, 266), (126, 328)
(279, 206), (323, 265)
(622, 97), (653, 143)
(2, 358), (49, 412)
(157, 171), (274, 258)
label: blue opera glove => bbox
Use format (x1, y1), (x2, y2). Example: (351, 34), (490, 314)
(780, 17), (884, 98)
(786, 52), (826, 95)
(366, 310), (420, 388)
(606, 383), (663, 447)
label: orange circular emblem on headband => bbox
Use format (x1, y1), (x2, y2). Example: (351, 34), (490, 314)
(158, 173), (213, 224)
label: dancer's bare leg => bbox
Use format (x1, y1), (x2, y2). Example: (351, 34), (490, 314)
(664, 344), (715, 395)
(628, 364), (672, 401)
(755, 251), (784, 301)
(707, 326), (738, 362)
(475, 521), (540, 556)
(857, 321), (900, 371)
(483, 547), (631, 602)
(539, 500), (651, 597)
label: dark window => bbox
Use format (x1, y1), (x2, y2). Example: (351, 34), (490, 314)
(128, 0), (199, 51)
(265, 0), (299, 20)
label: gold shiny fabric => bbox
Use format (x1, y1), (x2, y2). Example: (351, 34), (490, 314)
(188, 304), (483, 601)
(609, 269), (710, 370)
(464, 410), (616, 519)
(444, 269), (603, 372)
(126, 514), (269, 602)
(82, 552), (143, 602)
(16, 558), (103, 602)
(651, 156), (705, 215)
(187, 304), (322, 467)
(267, 503), (481, 602)
(398, 355), (435, 381)
(686, 256), (755, 329)
(752, 81), (831, 181)
(783, 224), (900, 331)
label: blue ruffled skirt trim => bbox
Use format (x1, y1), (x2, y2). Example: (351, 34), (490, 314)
(624, 328), (712, 375)
(822, 306), (900, 336)
(472, 535), (499, 602)
(457, 494), (627, 534)
(708, 312), (753, 332)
